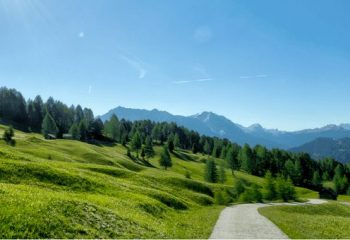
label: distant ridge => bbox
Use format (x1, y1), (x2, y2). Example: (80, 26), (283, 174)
(290, 137), (350, 163)
(100, 106), (350, 149)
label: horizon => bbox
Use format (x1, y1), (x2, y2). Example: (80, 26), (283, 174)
(1, 0), (350, 130)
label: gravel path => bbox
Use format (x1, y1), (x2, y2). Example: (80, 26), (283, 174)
(210, 199), (327, 239)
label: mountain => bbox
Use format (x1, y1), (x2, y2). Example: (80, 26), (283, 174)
(100, 106), (350, 149)
(290, 138), (350, 163)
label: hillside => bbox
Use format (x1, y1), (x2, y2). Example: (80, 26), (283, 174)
(290, 137), (350, 163)
(0, 124), (318, 238)
(101, 107), (350, 149)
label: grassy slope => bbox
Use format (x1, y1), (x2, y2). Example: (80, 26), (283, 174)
(0, 125), (316, 238)
(259, 202), (350, 239)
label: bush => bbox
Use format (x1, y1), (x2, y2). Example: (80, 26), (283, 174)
(3, 126), (15, 146)
(240, 184), (262, 203)
(233, 179), (245, 196)
(215, 189), (232, 205)
(276, 176), (296, 202)
(263, 171), (277, 201)
(319, 188), (338, 200)
(185, 170), (191, 179)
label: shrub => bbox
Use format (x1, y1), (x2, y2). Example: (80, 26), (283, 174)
(240, 184), (262, 203)
(263, 171), (277, 201)
(215, 189), (232, 205)
(185, 170), (191, 179)
(276, 176), (296, 202)
(233, 179), (245, 196)
(3, 126), (15, 146)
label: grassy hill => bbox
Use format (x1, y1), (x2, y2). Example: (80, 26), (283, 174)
(0, 124), (316, 238)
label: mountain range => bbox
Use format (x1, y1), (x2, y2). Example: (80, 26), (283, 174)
(100, 106), (350, 151)
(290, 138), (350, 164)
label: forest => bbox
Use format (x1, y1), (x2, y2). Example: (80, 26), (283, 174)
(1, 86), (349, 195)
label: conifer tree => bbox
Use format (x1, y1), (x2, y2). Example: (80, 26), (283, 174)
(204, 158), (218, 183)
(159, 145), (172, 170)
(42, 113), (58, 139)
(167, 134), (175, 152)
(144, 136), (155, 160)
(312, 170), (322, 188)
(239, 144), (254, 174)
(173, 133), (180, 149)
(131, 131), (142, 157)
(69, 123), (80, 140)
(218, 161), (226, 183)
(203, 140), (211, 156)
(78, 120), (87, 141)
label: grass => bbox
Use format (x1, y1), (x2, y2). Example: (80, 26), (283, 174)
(0, 125), (318, 238)
(259, 202), (350, 239)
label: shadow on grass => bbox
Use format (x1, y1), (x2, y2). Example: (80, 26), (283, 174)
(127, 154), (157, 168)
(172, 151), (196, 162)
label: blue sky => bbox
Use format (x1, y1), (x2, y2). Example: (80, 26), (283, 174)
(1, 0), (350, 131)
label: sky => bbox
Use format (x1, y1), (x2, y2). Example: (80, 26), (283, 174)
(1, 0), (350, 131)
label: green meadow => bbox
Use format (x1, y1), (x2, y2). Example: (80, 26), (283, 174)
(259, 202), (350, 239)
(0, 124), (318, 238)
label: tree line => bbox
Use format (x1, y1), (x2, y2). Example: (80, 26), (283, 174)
(1, 86), (349, 195)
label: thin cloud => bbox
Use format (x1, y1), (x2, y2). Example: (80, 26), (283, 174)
(196, 78), (212, 82)
(173, 78), (213, 84)
(88, 85), (92, 94)
(119, 54), (147, 79)
(78, 32), (85, 38)
(239, 74), (268, 79)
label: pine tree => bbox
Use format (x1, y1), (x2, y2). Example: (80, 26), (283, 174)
(204, 159), (218, 183)
(131, 131), (142, 157)
(167, 134), (174, 152)
(159, 145), (172, 170)
(78, 120), (88, 141)
(144, 136), (155, 160)
(332, 165), (349, 194)
(42, 113), (58, 139)
(69, 123), (80, 140)
(173, 133), (180, 149)
(312, 170), (322, 188)
(218, 161), (226, 183)
(141, 147), (146, 160)
(239, 144), (254, 174)
(192, 143), (198, 154)
(104, 114), (120, 142)
(204, 140), (211, 156)
(226, 146), (239, 176)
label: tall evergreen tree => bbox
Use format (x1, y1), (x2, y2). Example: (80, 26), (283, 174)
(167, 134), (175, 152)
(203, 140), (211, 156)
(42, 113), (58, 139)
(144, 136), (155, 160)
(226, 145), (239, 175)
(239, 144), (254, 174)
(159, 145), (172, 170)
(312, 170), (322, 189)
(204, 158), (218, 183)
(218, 161), (226, 183)
(173, 133), (181, 149)
(78, 120), (88, 141)
(104, 114), (120, 141)
(131, 131), (142, 157)
(69, 123), (80, 140)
